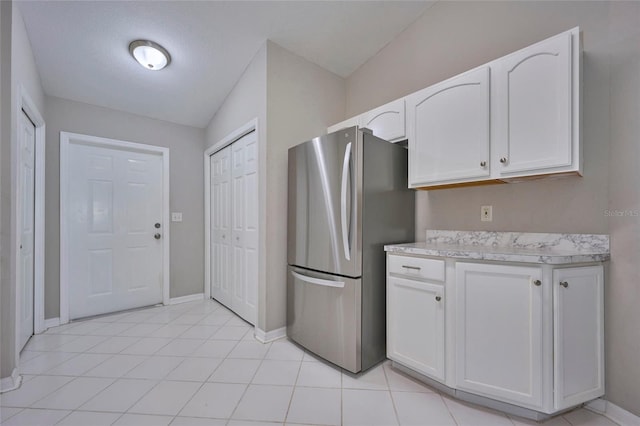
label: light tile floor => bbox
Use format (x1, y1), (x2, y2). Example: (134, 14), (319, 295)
(0, 299), (619, 426)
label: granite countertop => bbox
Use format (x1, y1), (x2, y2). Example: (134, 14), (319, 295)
(384, 230), (610, 265)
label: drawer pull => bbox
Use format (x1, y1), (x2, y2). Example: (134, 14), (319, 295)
(401, 265), (421, 271)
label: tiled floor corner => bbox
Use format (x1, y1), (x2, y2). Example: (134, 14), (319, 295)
(0, 299), (619, 425)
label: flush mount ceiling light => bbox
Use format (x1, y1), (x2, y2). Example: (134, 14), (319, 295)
(129, 40), (171, 71)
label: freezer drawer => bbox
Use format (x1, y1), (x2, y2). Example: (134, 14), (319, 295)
(287, 266), (362, 373)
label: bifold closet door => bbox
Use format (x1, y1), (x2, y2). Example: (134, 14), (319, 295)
(210, 131), (258, 325)
(210, 145), (232, 309)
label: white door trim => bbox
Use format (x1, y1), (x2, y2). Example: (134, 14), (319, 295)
(59, 132), (170, 325)
(14, 84), (46, 367)
(204, 118), (258, 301)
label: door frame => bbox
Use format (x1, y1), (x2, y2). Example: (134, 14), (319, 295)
(14, 84), (46, 363)
(59, 132), (170, 324)
(204, 118), (258, 302)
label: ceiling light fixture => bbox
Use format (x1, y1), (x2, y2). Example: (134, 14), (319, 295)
(129, 40), (171, 71)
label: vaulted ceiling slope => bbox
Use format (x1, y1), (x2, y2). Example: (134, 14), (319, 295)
(17, 1), (433, 128)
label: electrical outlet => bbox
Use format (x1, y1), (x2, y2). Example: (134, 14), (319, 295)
(481, 205), (493, 222)
(171, 212), (183, 222)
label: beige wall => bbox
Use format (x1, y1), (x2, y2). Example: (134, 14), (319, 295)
(1, 2), (46, 380)
(44, 96), (206, 318)
(265, 41), (345, 330)
(0, 0), (13, 381)
(345, 1), (639, 415)
(204, 42), (344, 332)
(205, 43), (268, 328)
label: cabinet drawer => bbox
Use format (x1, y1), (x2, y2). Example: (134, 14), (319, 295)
(388, 255), (445, 282)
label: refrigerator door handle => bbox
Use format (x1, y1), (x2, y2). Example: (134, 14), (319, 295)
(291, 270), (345, 288)
(340, 142), (352, 261)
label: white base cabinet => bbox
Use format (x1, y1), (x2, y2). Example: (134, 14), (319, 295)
(455, 263), (544, 409)
(387, 255), (446, 381)
(387, 276), (445, 381)
(386, 253), (604, 416)
(553, 266), (604, 410)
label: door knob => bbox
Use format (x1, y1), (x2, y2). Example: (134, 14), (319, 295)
(154, 233), (161, 240)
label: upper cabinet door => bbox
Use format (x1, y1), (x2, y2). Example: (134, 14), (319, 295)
(328, 116), (359, 134)
(407, 66), (491, 187)
(496, 31), (576, 176)
(360, 99), (406, 142)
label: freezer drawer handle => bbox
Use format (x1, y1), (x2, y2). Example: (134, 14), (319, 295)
(291, 271), (345, 288)
(340, 142), (352, 261)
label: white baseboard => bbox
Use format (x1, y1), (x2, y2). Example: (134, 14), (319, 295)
(586, 398), (640, 426)
(0, 368), (22, 393)
(44, 317), (60, 329)
(254, 326), (287, 343)
(169, 293), (205, 305)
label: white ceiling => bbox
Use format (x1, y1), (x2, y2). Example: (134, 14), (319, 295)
(17, 1), (433, 128)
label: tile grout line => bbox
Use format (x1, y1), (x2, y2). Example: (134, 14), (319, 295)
(224, 331), (273, 425)
(282, 351), (305, 424)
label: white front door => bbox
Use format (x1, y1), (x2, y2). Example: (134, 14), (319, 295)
(18, 110), (36, 351)
(67, 142), (164, 319)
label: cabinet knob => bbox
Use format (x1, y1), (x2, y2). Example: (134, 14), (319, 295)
(533, 279), (542, 286)
(500, 157), (508, 164)
(154, 233), (162, 240)
(560, 281), (569, 288)
(435, 295), (442, 302)
(480, 161), (487, 168)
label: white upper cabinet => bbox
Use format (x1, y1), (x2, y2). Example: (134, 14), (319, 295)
(496, 30), (578, 177)
(327, 99), (406, 143)
(405, 27), (581, 188)
(360, 98), (406, 142)
(327, 116), (359, 134)
(407, 67), (491, 187)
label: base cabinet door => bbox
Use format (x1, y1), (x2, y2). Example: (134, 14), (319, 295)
(553, 266), (604, 410)
(455, 262), (544, 409)
(387, 276), (445, 381)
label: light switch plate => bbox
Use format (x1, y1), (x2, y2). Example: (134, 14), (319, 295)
(171, 212), (183, 222)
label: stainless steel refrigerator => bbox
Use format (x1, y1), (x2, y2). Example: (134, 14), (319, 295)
(287, 126), (415, 373)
